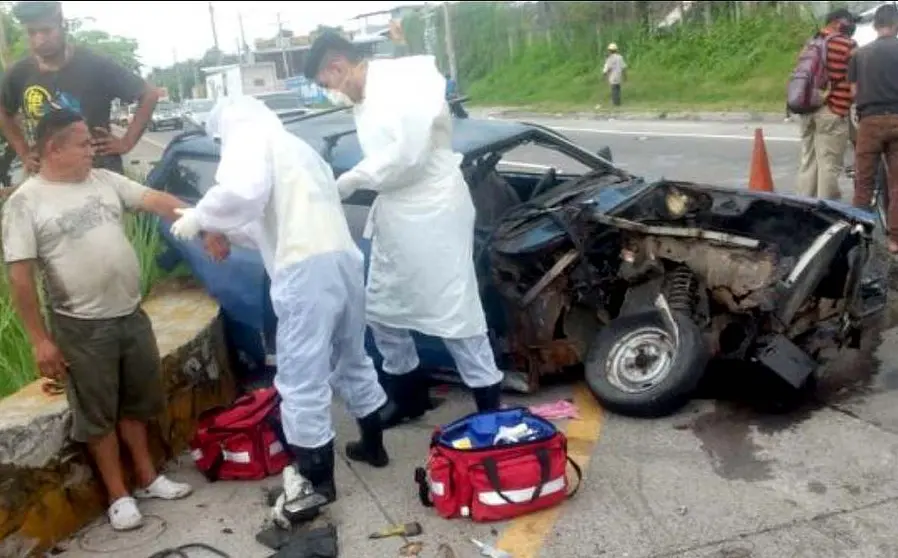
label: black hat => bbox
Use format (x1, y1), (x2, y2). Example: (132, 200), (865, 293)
(304, 31), (358, 80)
(12, 1), (63, 24)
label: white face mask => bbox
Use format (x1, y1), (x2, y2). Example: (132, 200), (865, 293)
(325, 89), (353, 107)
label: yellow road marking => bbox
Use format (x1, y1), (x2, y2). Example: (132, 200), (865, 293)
(495, 382), (604, 557)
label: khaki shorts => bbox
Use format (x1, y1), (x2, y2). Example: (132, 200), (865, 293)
(51, 308), (164, 443)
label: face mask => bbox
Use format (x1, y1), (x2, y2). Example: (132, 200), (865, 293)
(325, 89), (353, 107)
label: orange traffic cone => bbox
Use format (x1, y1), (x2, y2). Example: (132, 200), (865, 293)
(749, 127), (774, 192)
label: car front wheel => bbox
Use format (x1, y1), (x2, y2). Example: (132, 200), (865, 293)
(584, 310), (709, 418)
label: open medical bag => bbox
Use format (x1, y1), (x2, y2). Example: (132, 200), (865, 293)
(413, 407), (582, 522)
(189, 387), (292, 481)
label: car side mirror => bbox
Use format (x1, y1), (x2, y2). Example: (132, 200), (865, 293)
(597, 146), (613, 162)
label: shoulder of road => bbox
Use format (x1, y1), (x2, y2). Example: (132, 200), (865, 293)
(475, 106), (790, 124)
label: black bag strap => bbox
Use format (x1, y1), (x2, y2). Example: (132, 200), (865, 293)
(414, 467), (434, 508)
(565, 456), (583, 499)
(481, 447), (552, 506)
(202, 450), (225, 483)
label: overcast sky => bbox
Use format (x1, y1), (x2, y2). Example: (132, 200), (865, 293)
(60, 1), (426, 70)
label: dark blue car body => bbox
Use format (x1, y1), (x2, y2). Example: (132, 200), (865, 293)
(145, 108), (631, 380)
(145, 107), (882, 393)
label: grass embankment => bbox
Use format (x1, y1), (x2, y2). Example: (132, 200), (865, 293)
(467, 11), (818, 113)
(0, 175), (175, 398)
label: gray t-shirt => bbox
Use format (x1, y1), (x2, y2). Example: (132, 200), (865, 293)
(603, 53), (627, 85)
(1, 169), (150, 319)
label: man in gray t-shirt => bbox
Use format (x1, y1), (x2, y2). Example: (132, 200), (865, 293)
(1, 109), (225, 531)
(602, 43), (627, 107)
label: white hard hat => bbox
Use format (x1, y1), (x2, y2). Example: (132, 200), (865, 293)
(607, 43), (618, 51)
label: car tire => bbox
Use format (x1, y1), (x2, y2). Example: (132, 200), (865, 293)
(584, 310), (709, 418)
(149, 123), (156, 132)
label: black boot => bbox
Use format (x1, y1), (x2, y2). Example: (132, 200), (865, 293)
(472, 383), (502, 412)
(378, 369), (431, 430)
(345, 410), (390, 468)
(285, 441), (336, 522)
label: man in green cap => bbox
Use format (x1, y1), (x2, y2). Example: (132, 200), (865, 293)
(0, 1), (159, 176)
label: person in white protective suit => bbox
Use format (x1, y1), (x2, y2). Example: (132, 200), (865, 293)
(304, 32), (504, 429)
(168, 95), (391, 506)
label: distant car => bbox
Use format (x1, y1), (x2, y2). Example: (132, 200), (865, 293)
(252, 91), (310, 118)
(181, 98), (216, 131)
(149, 101), (183, 132)
(146, 101), (888, 418)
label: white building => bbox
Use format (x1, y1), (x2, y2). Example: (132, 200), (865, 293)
(202, 62), (280, 100)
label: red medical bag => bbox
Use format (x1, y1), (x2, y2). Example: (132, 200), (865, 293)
(414, 408), (582, 522)
(189, 387), (292, 481)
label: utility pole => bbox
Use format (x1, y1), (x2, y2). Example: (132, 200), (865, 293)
(0, 14), (10, 71)
(173, 47), (184, 101)
(276, 13), (290, 78)
(441, 2), (458, 83)
(238, 12), (253, 64)
(208, 1), (222, 65)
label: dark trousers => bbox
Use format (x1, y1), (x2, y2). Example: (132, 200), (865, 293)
(611, 84), (622, 107)
(853, 114), (898, 239)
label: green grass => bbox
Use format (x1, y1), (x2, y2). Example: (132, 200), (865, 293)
(465, 9), (818, 113)
(0, 172), (181, 399)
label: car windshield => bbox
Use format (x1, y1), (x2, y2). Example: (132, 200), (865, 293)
(186, 99), (214, 112)
(157, 103), (177, 113)
(258, 94), (302, 111)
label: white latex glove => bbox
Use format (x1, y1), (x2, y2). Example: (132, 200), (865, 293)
(170, 208), (202, 241)
(336, 170), (365, 200)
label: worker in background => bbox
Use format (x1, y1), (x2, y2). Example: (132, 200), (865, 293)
(2, 109), (198, 531)
(849, 3), (898, 253)
(602, 43), (627, 107)
(169, 96), (391, 507)
(796, 9), (858, 201)
(303, 32), (504, 430)
(0, 1), (159, 176)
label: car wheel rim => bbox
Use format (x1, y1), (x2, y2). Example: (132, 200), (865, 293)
(605, 327), (675, 394)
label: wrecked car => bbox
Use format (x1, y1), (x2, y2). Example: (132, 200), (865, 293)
(145, 100), (889, 418)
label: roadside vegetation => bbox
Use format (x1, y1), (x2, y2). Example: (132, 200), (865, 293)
(0, 170), (176, 399)
(403, 2), (818, 113)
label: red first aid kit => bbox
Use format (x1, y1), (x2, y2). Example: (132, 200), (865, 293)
(414, 407), (582, 522)
(189, 387), (292, 481)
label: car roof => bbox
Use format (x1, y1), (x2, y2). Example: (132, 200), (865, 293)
(166, 110), (537, 175)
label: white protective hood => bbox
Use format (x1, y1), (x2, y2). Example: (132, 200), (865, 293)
(187, 96), (280, 269)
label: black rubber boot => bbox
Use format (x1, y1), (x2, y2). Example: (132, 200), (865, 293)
(285, 440), (336, 522)
(472, 383), (502, 412)
(378, 369), (432, 430)
(345, 411), (390, 468)
(290, 440), (336, 503)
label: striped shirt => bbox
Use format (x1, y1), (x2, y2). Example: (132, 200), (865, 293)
(821, 27), (857, 117)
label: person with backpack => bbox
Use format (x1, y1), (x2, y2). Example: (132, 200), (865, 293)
(790, 9), (858, 200)
(849, 3), (898, 253)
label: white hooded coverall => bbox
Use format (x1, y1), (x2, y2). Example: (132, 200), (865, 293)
(193, 96), (387, 449)
(335, 55), (503, 389)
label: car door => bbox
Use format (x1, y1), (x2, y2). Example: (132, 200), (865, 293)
(149, 153), (273, 374)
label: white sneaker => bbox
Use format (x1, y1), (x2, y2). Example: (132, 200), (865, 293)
(133, 475), (193, 501)
(108, 496), (143, 531)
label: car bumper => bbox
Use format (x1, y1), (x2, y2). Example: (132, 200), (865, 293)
(152, 118), (181, 128)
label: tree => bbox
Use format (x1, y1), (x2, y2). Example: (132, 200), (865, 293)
(71, 29), (140, 72)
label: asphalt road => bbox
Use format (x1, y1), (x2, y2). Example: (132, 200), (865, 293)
(94, 118), (898, 558)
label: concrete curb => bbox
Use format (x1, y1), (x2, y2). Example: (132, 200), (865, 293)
(474, 107), (790, 124)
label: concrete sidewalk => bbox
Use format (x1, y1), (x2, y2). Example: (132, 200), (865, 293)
(53, 384), (586, 558)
